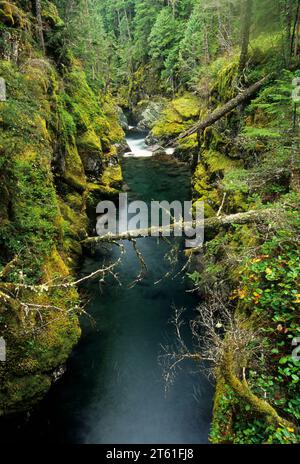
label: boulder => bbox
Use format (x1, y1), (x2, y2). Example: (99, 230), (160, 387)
(145, 133), (159, 146)
(115, 139), (131, 155)
(135, 101), (165, 130)
(117, 106), (129, 131)
(151, 144), (167, 156)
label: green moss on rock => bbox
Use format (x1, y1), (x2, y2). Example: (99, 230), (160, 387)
(151, 94), (200, 140)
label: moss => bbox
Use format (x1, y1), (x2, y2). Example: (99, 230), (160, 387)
(0, 375), (51, 416)
(202, 149), (243, 174)
(152, 104), (184, 138)
(0, 9), (124, 417)
(210, 376), (235, 443)
(227, 191), (249, 212)
(0, 55), (82, 415)
(0, 1), (26, 28)
(151, 94), (200, 140)
(172, 94), (200, 119)
(77, 130), (102, 153)
(58, 198), (88, 242)
(178, 133), (198, 150)
(0, 247), (81, 416)
(64, 142), (86, 184)
(101, 165), (123, 190)
(211, 55), (239, 102)
(65, 192), (85, 212)
(87, 182), (120, 201)
(152, 119), (185, 139)
(43, 247), (70, 280)
(42, 0), (64, 28)
(103, 99), (125, 143)
(63, 66), (107, 138)
(193, 162), (219, 217)
(61, 63), (123, 174)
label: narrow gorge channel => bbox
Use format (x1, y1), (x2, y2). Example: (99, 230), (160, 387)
(1, 134), (213, 444)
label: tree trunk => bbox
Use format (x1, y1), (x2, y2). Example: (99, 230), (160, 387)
(35, 0), (45, 53)
(238, 0), (253, 73)
(175, 74), (272, 142)
(82, 207), (283, 246)
(292, 0), (300, 56)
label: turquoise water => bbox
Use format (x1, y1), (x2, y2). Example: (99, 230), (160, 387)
(0, 148), (213, 444)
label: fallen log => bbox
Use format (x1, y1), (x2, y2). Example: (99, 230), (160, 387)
(82, 207), (282, 246)
(176, 74), (272, 142)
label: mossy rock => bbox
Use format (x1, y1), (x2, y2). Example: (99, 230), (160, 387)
(87, 182), (120, 201)
(100, 165), (123, 190)
(0, 375), (51, 416)
(172, 95), (200, 119)
(64, 142), (86, 182)
(152, 119), (186, 139)
(210, 54), (239, 102)
(59, 198), (88, 241)
(77, 130), (102, 153)
(42, 0), (64, 28)
(77, 130), (103, 174)
(0, 16), (124, 417)
(193, 162), (219, 217)
(151, 94), (200, 140)
(103, 100), (125, 143)
(0, 1), (26, 28)
(22, 58), (56, 95)
(202, 150), (243, 174)
(63, 172), (87, 193)
(0, 248), (81, 416)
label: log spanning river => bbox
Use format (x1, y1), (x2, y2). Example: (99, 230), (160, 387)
(1, 132), (213, 444)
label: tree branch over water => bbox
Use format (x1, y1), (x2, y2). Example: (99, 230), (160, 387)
(82, 207), (283, 246)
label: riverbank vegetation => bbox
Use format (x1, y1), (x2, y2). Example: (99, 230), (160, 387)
(0, 0), (299, 444)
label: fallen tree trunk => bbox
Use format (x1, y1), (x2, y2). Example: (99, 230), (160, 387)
(82, 207), (282, 246)
(176, 74), (272, 142)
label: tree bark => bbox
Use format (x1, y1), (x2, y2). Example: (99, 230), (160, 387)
(238, 0), (253, 73)
(175, 74), (272, 142)
(292, 0), (300, 56)
(35, 0), (45, 53)
(82, 207), (282, 246)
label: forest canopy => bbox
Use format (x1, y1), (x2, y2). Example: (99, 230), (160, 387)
(50, 0), (300, 98)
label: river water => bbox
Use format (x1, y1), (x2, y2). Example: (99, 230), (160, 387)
(0, 133), (213, 444)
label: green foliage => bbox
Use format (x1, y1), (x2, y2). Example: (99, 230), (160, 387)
(232, 211), (300, 439)
(148, 7), (183, 85)
(246, 70), (300, 135)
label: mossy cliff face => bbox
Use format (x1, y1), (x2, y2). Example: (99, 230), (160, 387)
(150, 94), (201, 161)
(0, 1), (124, 415)
(152, 95), (199, 139)
(152, 42), (300, 444)
(185, 47), (300, 443)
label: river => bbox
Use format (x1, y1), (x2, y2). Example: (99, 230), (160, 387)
(0, 132), (213, 444)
